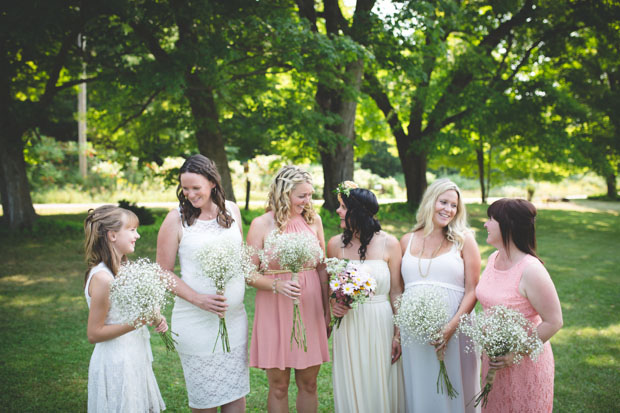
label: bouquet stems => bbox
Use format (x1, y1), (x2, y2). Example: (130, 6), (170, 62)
(471, 367), (497, 408)
(329, 316), (343, 329)
(289, 272), (307, 352)
(436, 347), (458, 398)
(212, 289), (231, 352)
(155, 316), (178, 352)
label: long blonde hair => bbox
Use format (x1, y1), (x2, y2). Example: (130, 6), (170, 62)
(83, 205), (138, 284)
(266, 165), (316, 231)
(413, 178), (470, 250)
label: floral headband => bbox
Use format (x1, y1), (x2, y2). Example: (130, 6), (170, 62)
(334, 181), (359, 201)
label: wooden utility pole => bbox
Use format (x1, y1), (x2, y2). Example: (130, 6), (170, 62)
(77, 33), (87, 178)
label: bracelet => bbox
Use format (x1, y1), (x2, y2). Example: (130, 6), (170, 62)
(272, 278), (280, 294)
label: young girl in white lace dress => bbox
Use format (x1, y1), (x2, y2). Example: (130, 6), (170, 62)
(157, 154), (249, 412)
(84, 205), (168, 412)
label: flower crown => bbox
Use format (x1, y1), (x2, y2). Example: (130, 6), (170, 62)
(334, 181), (359, 199)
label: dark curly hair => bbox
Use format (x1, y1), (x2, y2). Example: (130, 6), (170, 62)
(341, 188), (381, 262)
(177, 154), (233, 228)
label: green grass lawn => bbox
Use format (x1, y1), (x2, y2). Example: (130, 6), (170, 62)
(0, 203), (618, 412)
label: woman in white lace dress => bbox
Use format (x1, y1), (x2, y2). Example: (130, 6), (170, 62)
(157, 155), (249, 412)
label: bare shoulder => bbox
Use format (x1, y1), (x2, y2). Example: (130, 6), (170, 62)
(249, 212), (275, 233)
(225, 200), (241, 215)
(381, 231), (399, 245)
(89, 270), (114, 297)
(522, 258), (550, 282)
(400, 231), (413, 249)
(327, 234), (343, 255)
(162, 208), (182, 226)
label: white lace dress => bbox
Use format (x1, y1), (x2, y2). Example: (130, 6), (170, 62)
(172, 203), (250, 409)
(85, 262), (166, 413)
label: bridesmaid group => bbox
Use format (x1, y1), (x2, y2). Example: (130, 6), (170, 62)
(84, 153), (563, 413)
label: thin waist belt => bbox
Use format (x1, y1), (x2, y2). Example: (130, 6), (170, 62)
(263, 268), (315, 275)
(364, 295), (389, 304)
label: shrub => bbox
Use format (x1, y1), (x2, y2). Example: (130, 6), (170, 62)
(118, 200), (155, 226)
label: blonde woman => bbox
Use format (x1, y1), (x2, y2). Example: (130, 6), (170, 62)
(400, 178), (481, 412)
(247, 165), (330, 413)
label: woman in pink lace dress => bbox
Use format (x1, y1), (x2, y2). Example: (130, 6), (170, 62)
(476, 198), (563, 413)
(247, 165), (330, 412)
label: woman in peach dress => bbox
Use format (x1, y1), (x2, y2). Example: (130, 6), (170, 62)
(247, 165), (330, 412)
(476, 198), (563, 412)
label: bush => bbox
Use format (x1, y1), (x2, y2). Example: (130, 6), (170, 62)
(118, 200), (155, 226)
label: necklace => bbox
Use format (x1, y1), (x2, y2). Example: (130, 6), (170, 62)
(417, 235), (445, 278)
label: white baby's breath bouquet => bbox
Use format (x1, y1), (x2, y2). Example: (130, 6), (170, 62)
(109, 258), (177, 351)
(195, 239), (257, 352)
(458, 305), (543, 408)
(261, 230), (323, 351)
(394, 285), (458, 398)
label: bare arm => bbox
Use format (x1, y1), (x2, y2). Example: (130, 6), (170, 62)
(227, 201), (244, 236)
(86, 271), (135, 343)
(520, 262), (563, 343)
(436, 233), (481, 351)
(490, 259), (562, 370)
(156, 209), (227, 316)
(385, 233), (404, 363)
(313, 215), (330, 321)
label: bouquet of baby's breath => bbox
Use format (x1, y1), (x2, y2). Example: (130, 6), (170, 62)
(458, 305), (543, 407)
(394, 286), (458, 398)
(326, 258), (377, 328)
(195, 240), (257, 352)
(109, 258), (177, 351)
(261, 230), (323, 351)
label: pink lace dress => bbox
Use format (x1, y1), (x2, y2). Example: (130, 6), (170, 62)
(250, 213), (330, 370)
(476, 252), (555, 413)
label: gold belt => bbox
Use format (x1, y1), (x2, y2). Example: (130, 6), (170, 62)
(263, 267), (315, 275)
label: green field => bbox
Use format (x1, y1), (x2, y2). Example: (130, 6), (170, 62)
(0, 202), (618, 412)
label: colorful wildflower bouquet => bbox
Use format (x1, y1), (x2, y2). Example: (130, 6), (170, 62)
(394, 285), (458, 398)
(261, 230), (323, 351)
(325, 257), (376, 328)
(458, 305), (543, 407)
(195, 239), (256, 352)
(109, 258), (177, 351)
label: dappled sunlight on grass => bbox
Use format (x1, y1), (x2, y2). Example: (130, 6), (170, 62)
(0, 274), (69, 287)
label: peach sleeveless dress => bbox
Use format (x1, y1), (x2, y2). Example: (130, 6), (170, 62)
(250, 213), (330, 370)
(476, 252), (555, 413)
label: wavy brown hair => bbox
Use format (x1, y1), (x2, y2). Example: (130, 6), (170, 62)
(266, 165), (316, 231)
(177, 154), (233, 228)
(83, 205), (138, 285)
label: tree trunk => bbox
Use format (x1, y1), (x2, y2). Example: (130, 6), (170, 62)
(184, 75), (236, 202)
(318, 59), (363, 211)
(476, 146), (487, 203)
(0, 129), (37, 229)
(606, 171), (617, 199)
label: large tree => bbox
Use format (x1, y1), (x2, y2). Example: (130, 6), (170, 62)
(294, 0), (375, 210)
(0, 1), (100, 229)
(362, 0), (584, 207)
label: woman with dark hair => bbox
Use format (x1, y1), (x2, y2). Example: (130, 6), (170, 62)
(476, 198), (562, 412)
(327, 181), (405, 412)
(157, 154), (249, 412)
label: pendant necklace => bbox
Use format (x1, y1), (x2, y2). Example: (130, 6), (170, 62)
(418, 235), (446, 278)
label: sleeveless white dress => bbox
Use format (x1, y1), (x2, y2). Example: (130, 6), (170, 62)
(85, 262), (165, 413)
(400, 235), (480, 413)
(332, 237), (405, 413)
(171, 201), (249, 409)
